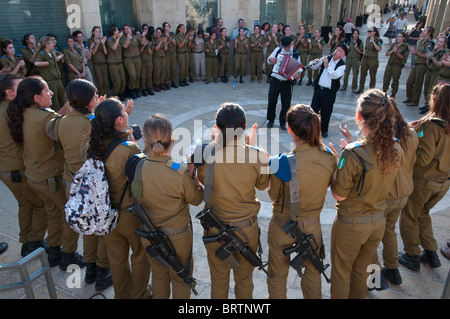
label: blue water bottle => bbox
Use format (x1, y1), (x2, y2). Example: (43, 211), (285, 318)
(233, 77), (237, 90)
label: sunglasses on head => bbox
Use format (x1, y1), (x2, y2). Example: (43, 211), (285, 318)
(368, 30), (374, 33)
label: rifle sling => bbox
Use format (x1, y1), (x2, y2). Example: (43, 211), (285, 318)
(287, 152), (301, 221)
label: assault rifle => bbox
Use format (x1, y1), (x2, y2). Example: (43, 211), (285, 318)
(282, 220), (330, 283)
(196, 206), (272, 278)
(129, 204), (198, 295)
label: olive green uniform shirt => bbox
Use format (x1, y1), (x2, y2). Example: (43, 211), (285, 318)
(235, 37), (249, 54)
(88, 39), (107, 63)
(217, 36), (230, 55)
(0, 100), (24, 171)
(176, 34), (190, 53)
(310, 36), (325, 56)
(347, 39), (364, 59)
(415, 38), (435, 65)
(34, 50), (61, 81)
(63, 47), (84, 73)
(364, 37), (382, 57)
(249, 34), (265, 52)
(0, 54), (26, 77)
(105, 37), (123, 63)
(122, 35), (142, 57)
(387, 42), (409, 65)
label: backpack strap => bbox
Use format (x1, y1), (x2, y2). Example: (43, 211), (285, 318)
(125, 153), (148, 201)
(102, 139), (126, 162)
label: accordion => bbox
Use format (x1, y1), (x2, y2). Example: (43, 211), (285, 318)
(273, 54), (303, 81)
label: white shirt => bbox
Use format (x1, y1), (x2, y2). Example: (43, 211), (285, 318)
(343, 22), (354, 33)
(311, 57), (346, 89)
(394, 18), (408, 31)
(267, 46), (302, 81)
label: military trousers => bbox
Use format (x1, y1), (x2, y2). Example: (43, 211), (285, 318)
(104, 209), (151, 299)
(219, 54), (230, 77)
(28, 176), (79, 253)
(153, 56), (166, 86)
(383, 63), (403, 96)
(233, 53), (247, 77)
(165, 53), (177, 84)
(359, 56), (379, 91)
(406, 63), (427, 105)
(47, 79), (66, 112)
(423, 70), (439, 106)
(343, 57), (360, 91)
(267, 216), (323, 299)
(299, 52), (308, 79)
(0, 171), (47, 244)
(140, 60), (153, 90)
(205, 56), (218, 83)
(123, 56), (142, 89)
(250, 51), (264, 81)
(177, 52), (190, 82)
(308, 54), (322, 81)
(399, 179), (449, 256)
(330, 214), (385, 299)
(204, 219), (259, 299)
(372, 196), (409, 269)
(108, 62), (126, 95)
(93, 62), (109, 96)
(142, 226), (194, 299)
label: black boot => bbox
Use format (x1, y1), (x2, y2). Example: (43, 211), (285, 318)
(171, 81), (178, 88)
(239, 76), (244, 84)
(85, 263), (97, 284)
(141, 89), (148, 96)
(189, 77), (194, 83)
(183, 79), (189, 86)
(382, 267), (402, 285)
(147, 87), (155, 96)
(298, 78), (303, 86)
(398, 252), (420, 271)
(95, 266), (113, 291)
(419, 249), (441, 268)
(221, 76), (227, 83)
(118, 93), (126, 101)
(306, 78), (313, 86)
(179, 81), (185, 87)
(59, 251), (86, 271)
(136, 89), (142, 97)
(165, 84), (171, 90)
(47, 246), (62, 267)
(131, 89), (137, 99)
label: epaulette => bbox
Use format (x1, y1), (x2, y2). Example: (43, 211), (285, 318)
(430, 117), (447, 128)
(121, 140), (134, 146)
(319, 145), (334, 155)
(166, 159), (186, 175)
(88, 114), (95, 120)
(269, 153), (291, 182)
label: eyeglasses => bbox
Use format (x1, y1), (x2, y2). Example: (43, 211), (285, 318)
(368, 30), (374, 33)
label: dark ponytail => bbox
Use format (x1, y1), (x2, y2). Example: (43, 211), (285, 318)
(65, 79), (96, 114)
(0, 73), (22, 102)
(286, 104), (322, 147)
(6, 76), (46, 146)
(86, 98), (124, 159)
(215, 102), (246, 147)
(391, 99), (411, 151)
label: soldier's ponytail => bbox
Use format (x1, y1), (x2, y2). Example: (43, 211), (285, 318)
(143, 114), (173, 156)
(286, 104), (323, 147)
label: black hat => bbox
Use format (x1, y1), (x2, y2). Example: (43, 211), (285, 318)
(281, 36), (293, 47)
(337, 44), (348, 56)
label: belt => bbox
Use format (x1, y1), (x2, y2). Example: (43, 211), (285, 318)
(364, 55), (378, 59)
(124, 55), (140, 60)
(108, 61), (122, 65)
(235, 52), (247, 55)
(318, 85), (331, 90)
(272, 215), (319, 228)
(0, 169), (24, 177)
(386, 196), (409, 209)
(222, 215), (257, 228)
(159, 224), (189, 235)
(193, 51), (204, 53)
(337, 211), (385, 224)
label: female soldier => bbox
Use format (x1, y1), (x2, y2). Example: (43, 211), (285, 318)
(21, 34), (39, 76)
(106, 25), (126, 101)
(122, 24), (145, 99)
(64, 35), (86, 83)
(294, 25), (309, 85)
(327, 26), (346, 54)
(265, 24), (281, 83)
(45, 79), (112, 290)
(194, 103), (269, 299)
(1, 39), (26, 78)
(306, 28), (325, 86)
(267, 104), (337, 299)
(139, 26), (155, 96)
(33, 37), (66, 111)
(137, 114), (203, 298)
(233, 28), (249, 84)
(205, 31), (219, 84)
(84, 98), (151, 299)
(249, 25), (265, 83)
(163, 22), (178, 89)
(176, 24), (190, 87)
(341, 29), (363, 93)
(399, 82), (450, 272)
(0, 74), (47, 257)
(6, 76), (83, 268)
(153, 27), (168, 92)
(382, 32), (409, 99)
(356, 27), (382, 94)
(330, 89), (402, 299)
(421, 36), (447, 114)
(88, 26), (109, 97)
(217, 28), (230, 83)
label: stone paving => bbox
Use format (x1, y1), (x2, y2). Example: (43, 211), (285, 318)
(0, 12), (449, 299)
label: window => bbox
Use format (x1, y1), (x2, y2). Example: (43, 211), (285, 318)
(185, 0), (219, 33)
(259, 0), (287, 26)
(99, 0), (137, 34)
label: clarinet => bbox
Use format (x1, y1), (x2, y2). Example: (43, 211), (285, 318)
(305, 51), (336, 69)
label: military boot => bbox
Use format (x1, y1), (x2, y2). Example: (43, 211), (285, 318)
(85, 263), (97, 284)
(95, 266), (113, 291)
(59, 251), (86, 271)
(47, 246), (62, 267)
(419, 249), (441, 268)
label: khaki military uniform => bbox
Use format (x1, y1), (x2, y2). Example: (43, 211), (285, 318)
(342, 38), (363, 91)
(0, 101), (46, 244)
(122, 35), (142, 90)
(265, 33), (281, 79)
(218, 36), (231, 78)
(436, 58), (450, 82)
(406, 38), (435, 105)
(140, 42), (154, 91)
(373, 129), (419, 269)
(196, 140), (269, 299)
(94, 138), (151, 299)
(153, 37), (166, 88)
(176, 33), (190, 83)
(163, 32), (177, 86)
(400, 119), (450, 257)
(88, 39), (109, 96)
(0, 54), (26, 78)
(21, 46), (39, 76)
(267, 144), (337, 299)
(63, 47), (84, 83)
(234, 37), (249, 77)
(34, 50), (66, 111)
(330, 138), (403, 299)
(205, 39), (219, 83)
(106, 37), (126, 96)
(137, 155), (203, 298)
(359, 37), (382, 91)
(383, 42), (409, 96)
(329, 35), (346, 53)
(23, 105), (78, 254)
(249, 33), (265, 82)
(294, 35), (309, 80)
(423, 49), (447, 106)
(308, 36), (325, 82)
